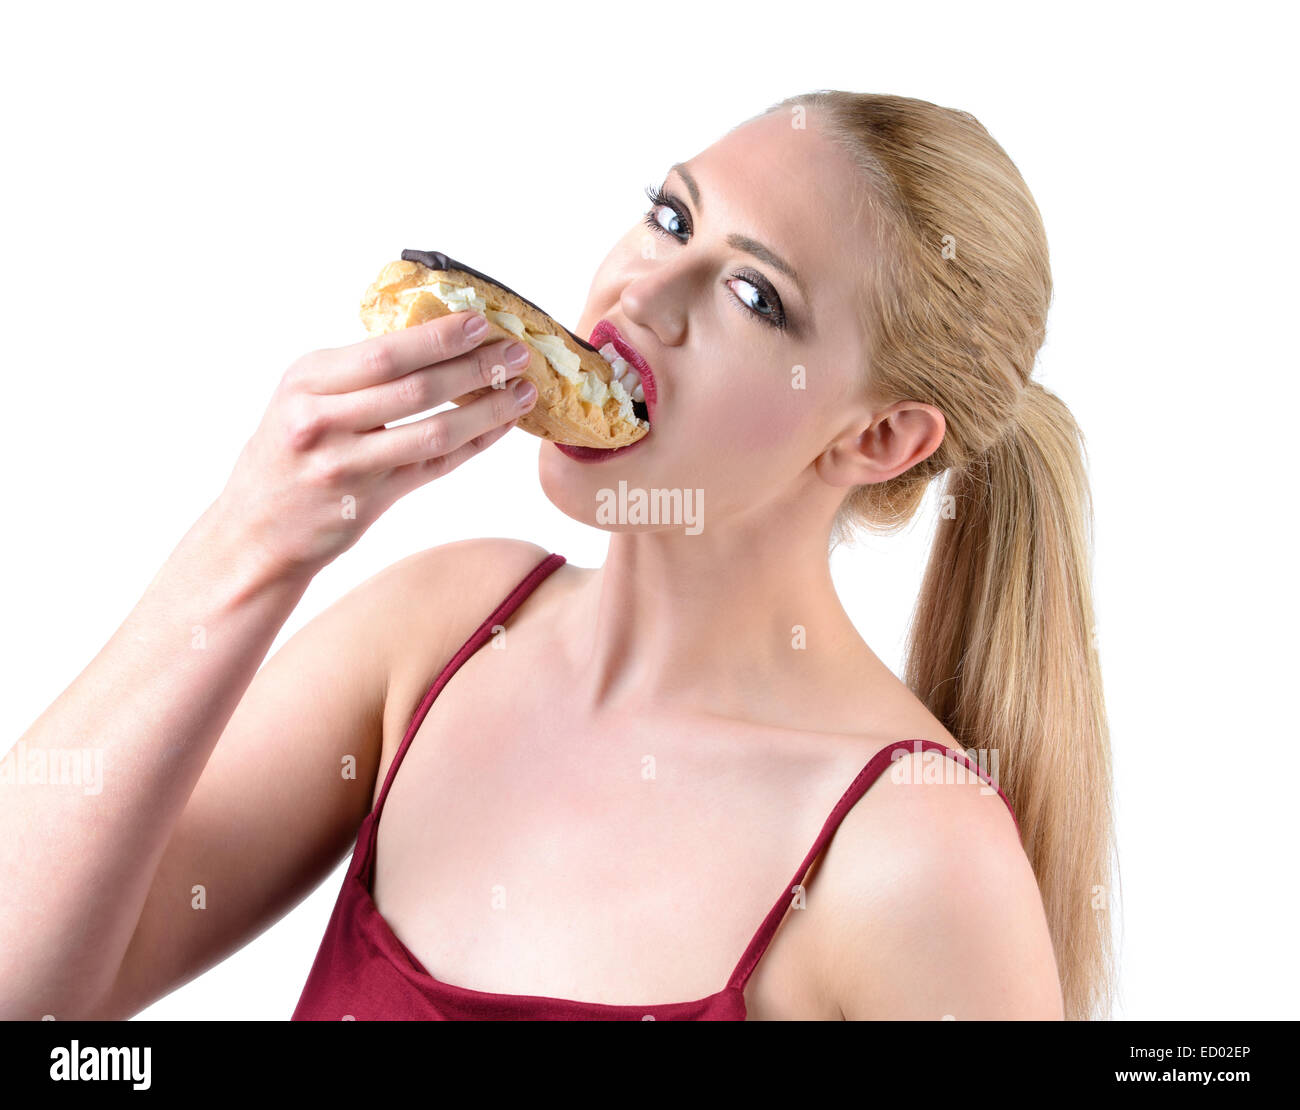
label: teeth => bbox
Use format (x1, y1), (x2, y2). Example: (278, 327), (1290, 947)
(620, 364), (643, 395)
(601, 341), (645, 389)
(598, 338), (648, 416)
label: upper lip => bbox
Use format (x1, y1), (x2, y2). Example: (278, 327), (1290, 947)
(589, 320), (657, 424)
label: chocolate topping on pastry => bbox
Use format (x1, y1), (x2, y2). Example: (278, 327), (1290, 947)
(400, 248), (599, 354)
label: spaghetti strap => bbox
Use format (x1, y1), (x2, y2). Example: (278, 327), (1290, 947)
(725, 737), (1019, 993)
(355, 550), (566, 883)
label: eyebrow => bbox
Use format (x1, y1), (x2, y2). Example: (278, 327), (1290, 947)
(668, 162), (810, 309)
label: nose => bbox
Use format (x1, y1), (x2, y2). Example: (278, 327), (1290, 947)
(619, 257), (690, 347)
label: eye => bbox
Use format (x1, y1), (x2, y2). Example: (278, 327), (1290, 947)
(728, 275), (778, 322)
(642, 184), (689, 241)
(640, 183), (789, 332)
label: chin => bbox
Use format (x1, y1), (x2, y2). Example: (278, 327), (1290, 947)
(536, 440), (651, 530)
(538, 440), (712, 537)
(537, 441), (598, 526)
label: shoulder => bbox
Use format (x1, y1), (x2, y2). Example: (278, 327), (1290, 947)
(330, 537), (551, 655)
(362, 538), (557, 785)
(274, 536), (545, 659)
(371, 536), (553, 597)
(370, 535), (555, 658)
(810, 743), (1064, 1020)
(356, 535), (549, 688)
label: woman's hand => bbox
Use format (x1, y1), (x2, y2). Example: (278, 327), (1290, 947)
(214, 310), (538, 582)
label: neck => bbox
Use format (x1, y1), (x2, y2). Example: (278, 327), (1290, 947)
(557, 496), (871, 725)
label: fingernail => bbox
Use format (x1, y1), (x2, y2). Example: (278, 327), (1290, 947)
(505, 342), (530, 367)
(464, 314), (488, 339)
(514, 380), (537, 406)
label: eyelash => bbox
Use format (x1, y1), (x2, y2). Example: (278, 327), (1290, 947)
(641, 183), (789, 332)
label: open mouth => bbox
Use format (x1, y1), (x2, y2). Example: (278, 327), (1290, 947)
(597, 342), (650, 426)
(589, 321), (657, 426)
(551, 320), (657, 461)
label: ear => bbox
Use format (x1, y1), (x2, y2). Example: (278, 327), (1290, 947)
(815, 401), (946, 487)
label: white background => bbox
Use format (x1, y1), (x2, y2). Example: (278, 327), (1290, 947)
(1, 0), (1294, 1020)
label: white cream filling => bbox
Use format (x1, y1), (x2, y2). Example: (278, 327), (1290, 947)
(399, 279), (648, 430)
(486, 308), (525, 337)
(579, 373), (609, 408)
(524, 332), (584, 384)
(607, 377), (635, 424)
(409, 280), (488, 314)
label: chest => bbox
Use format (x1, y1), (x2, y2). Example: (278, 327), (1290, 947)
(369, 635), (859, 1019)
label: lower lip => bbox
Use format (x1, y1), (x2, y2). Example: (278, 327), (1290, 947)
(554, 431), (652, 463)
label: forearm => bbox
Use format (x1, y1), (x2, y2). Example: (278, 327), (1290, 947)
(0, 499), (315, 1018)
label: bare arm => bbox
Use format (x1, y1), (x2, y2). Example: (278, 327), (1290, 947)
(0, 310), (538, 1019)
(0, 503), (316, 1018)
(89, 537), (547, 1021)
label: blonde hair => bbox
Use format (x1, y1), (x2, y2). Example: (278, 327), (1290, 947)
(753, 91), (1117, 1020)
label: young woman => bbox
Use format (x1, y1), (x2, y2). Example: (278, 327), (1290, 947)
(2, 90), (1113, 1021)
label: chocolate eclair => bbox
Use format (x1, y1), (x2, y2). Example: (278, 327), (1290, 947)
(359, 250), (650, 449)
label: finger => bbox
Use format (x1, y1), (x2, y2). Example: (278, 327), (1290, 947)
(355, 385), (499, 434)
(351, 380), (537, 472)
(298, 310), (492, 394)
(331, 337), (533, 432)
(388, 417), (519, 498)
(449, 383), (498, 405)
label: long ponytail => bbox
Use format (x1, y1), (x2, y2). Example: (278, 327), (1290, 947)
(756, 90), (1118, 1018)
(905, 381), (1116, 1020)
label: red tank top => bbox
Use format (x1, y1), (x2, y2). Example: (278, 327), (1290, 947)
(292, 551), (1019, 1020)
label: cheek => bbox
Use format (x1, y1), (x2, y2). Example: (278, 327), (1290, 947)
(588, 232), (643, 292)
(715, 382), (809, 457)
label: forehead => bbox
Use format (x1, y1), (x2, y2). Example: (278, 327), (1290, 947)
(681, 110), (873, 311)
